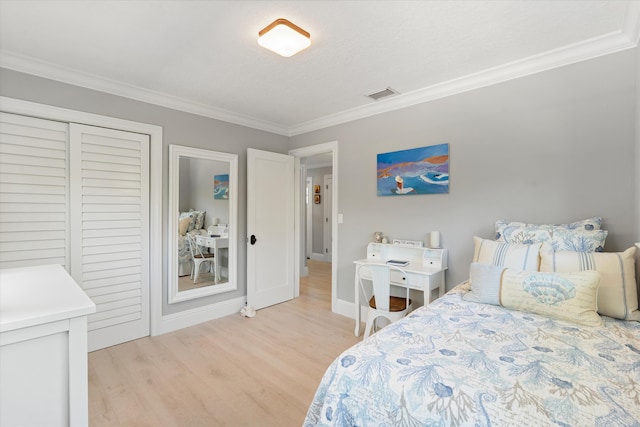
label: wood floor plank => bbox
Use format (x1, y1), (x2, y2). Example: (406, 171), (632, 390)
(88, 261), (360, 426)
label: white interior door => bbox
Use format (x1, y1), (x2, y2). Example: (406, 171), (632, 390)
(70, 124), (150, 351)
(246, 148), (295, 310)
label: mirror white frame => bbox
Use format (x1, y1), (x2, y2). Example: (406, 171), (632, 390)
(168, 144), (238, 304)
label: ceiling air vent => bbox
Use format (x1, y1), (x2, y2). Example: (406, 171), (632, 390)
(366, 87), (399, 101)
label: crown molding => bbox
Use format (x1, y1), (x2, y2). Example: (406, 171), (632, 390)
(2, 3), (638, 139)
(290, 26), (640, 136)
(0, 50), (290, 136)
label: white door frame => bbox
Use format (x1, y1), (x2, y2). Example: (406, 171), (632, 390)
(304, 175), (312, 276)
(0, 96), (164, 336)
(323, 174), (332, 262)
(289, 141), (338, 313)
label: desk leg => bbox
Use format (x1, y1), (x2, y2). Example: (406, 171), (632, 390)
(214, 248), (220, 284)
(354, 273), (360, 337)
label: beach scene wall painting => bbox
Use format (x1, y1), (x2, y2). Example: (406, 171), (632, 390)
(214, 174), (229, 199)
(377, 143), (449, 196)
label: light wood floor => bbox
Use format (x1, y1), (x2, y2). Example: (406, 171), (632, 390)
(88, 261), (360, 426)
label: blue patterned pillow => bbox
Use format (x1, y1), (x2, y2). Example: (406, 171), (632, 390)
(550, 228), (607, 252)
(495, 218), (605, 252)
(189, 209), (206, 230)
(495, 217), (601, 240)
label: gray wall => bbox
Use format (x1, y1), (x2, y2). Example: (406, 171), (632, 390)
(291, 48), (639, 303)
(180, 158), (231, 229)
(0, 68), (289, 316)
(1, 45), (638, 315)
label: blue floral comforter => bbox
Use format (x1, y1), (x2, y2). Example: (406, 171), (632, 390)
(304, 283), (640, 426)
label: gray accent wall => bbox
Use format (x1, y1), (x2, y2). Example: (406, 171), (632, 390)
(291, 48), (639, 303)
(0, 68), (289, 316)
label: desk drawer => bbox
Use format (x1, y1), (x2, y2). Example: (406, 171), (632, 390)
(390, 270), (426, 290)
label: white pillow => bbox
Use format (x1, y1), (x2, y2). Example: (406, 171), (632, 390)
(178, 217), (191, 236)
(540, 244), (639, 321)
(473, 236), (541, 271)
(500, 269), (602, 327)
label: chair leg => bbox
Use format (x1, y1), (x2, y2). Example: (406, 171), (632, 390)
(193, 261), (199, 284)
(364, 318), (374, 339)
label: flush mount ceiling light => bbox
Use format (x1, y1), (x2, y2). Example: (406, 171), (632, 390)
(258, 18), (311, 58)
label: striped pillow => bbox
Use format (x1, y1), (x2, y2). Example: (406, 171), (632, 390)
(473, 236), (541, 271)
(540, 244), (639, 321)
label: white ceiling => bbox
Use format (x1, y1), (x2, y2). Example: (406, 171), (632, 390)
(1, 1), (638, 136)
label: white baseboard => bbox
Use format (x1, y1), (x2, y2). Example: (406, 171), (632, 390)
(310, 252), (326, 261)
(155, 296), (246, 335)
(334, 297), (359, 319)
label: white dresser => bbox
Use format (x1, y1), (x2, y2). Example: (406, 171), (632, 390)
(0, 264), (96, 427)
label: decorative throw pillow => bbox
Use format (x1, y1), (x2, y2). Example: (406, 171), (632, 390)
(549, 228), (607, 252)
(178, 216), (191, 236)
(463, 262), (505, 305)
(540, 244), (639, 321)
(179, 211), (195, 231)
(495, 217), (602, 240)
(495, 218), (606, 252)
(189, 209), (206, 230)
(500, 269), (602, 327)
(495, 224), (552, 245)
(473, 236), (541, 271)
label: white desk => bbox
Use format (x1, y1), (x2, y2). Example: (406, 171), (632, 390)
(195, 235), (229, 283)
(353, 244), (447, 337)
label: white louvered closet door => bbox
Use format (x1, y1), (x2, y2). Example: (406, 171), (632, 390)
(0, 113), (69, 270)
(69, 124), (150, 351)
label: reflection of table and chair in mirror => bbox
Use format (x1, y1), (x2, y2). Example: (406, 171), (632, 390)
(169, 144), (238, 304)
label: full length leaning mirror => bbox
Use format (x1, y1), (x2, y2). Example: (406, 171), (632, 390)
(168, 144), (238, 304)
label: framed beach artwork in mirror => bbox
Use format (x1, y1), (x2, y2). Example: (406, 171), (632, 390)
(214, 174), (229, 200)
(377, 143), (449, 196)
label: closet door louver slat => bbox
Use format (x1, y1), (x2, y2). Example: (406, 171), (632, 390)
(70, 124), (150, 351)
(0, 112), (69, 269)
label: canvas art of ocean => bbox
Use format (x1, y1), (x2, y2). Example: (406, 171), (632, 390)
(214, 174), (229, 199)
(377, 143), (449, 196)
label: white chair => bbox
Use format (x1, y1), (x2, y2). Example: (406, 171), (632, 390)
(187, 234), (215, 284)
(357, 263), (413, 339)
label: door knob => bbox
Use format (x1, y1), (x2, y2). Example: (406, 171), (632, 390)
(250, 234), (257, 245)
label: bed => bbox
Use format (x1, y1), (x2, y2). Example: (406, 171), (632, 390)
(304, 218), (640, 426)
